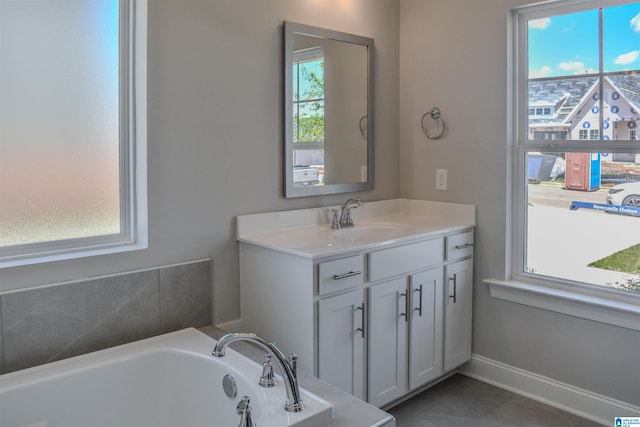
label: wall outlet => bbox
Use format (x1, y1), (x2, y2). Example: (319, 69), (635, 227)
(436, 168), (448, 191)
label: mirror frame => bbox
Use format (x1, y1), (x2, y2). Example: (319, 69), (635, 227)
(283, 21), (374, 198)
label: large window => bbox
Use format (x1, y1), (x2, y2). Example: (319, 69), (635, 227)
(0, 0), (147, 267)
(513, 0), (640, 295)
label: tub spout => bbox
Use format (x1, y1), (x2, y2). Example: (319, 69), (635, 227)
(212, 332), (304, 413)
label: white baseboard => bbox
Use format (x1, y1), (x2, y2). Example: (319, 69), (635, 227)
(460, 354), (640, 426)
(214, 319), (243, 333)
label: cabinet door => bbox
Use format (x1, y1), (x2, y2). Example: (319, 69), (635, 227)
(408, 267), (443, 390)
(318, 289), (366, 400)
(444, 258), (473, 371)
(368, 278), (408, 407)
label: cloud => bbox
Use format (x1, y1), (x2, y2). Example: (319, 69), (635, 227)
(529, 17), (551, 30)
(615, 50), (640, 65)
(558, 61), (596, 75)
(529, 66), (552, 78)
(631, 13), (640, 32)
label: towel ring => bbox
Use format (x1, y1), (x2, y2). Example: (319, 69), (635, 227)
(358, 115), (368, 139)
(421, 107), (446, 140)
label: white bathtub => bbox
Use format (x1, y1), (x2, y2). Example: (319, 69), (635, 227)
(0, 328), (334, 427)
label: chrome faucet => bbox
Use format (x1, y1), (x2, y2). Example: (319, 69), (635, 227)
(236, 396), (256, 427)
(212, 333), (304, 413)
(333, 197), (362, 229)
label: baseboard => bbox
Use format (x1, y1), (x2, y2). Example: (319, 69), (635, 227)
(460, 354), (640, 426)
(214, 319), (243, 333)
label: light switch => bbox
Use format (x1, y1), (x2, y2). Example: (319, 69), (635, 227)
(436, 169), (448, 191)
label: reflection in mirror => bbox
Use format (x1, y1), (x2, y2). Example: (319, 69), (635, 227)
(284, 21), (374, 198)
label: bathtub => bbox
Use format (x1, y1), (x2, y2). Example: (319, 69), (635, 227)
(0, 328), (334, 427)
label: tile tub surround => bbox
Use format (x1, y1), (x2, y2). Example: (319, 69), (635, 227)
(0, 259), (212, 374)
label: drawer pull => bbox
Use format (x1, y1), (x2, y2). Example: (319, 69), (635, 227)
(454, 243), (474, 250)
(332, 271), (362, 280)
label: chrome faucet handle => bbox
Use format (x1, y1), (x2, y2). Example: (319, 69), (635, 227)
(259, 353), (277, 387)
(327, 208), (340, 229)
(236, 396), (256, 427)
(287, 353), (298, 379)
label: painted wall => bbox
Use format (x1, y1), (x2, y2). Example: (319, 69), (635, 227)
(0, 0), (400, 325)
(398, 0), (639, 406)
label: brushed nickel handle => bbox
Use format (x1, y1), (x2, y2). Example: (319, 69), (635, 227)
(449, 274), (457, 303)
(414, 284), (423, 317)
(355, 303), (365, 338)
(333, 271), (362, 280)
(454, 243), (474, 250)
(400, 291), (409, 322)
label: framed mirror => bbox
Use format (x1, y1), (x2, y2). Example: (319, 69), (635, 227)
(283, 21), (374, 198)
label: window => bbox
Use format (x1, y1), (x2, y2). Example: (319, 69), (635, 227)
(512, 0), (640, 296)
(0, 0), (147, 267)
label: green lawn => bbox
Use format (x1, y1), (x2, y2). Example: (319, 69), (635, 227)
(589, 244), (640, 292)
(589, 244), (640, 274)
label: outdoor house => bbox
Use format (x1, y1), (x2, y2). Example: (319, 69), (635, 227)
(528, 73), (640, 189)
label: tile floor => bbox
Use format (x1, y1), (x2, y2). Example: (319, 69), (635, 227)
(388, 374), (604, 427)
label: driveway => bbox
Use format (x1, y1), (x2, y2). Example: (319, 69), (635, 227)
(527, 181), (639, 287)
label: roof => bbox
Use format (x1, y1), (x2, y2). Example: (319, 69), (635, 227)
(527, 72), (640, 126)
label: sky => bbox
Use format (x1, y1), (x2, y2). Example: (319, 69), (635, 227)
(529, 2), (640, 78)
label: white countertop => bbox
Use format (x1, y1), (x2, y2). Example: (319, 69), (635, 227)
(237, 199), (476, 258)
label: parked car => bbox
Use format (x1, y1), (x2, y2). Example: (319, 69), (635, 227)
(607, 181), (640, 206)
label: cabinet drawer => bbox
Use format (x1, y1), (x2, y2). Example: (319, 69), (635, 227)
(369, 239), (443, 282)
(319, 255), (365, 295)
(446, 230), (474, 261)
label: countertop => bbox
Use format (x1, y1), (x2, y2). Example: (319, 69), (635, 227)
(236, 198), (476, 259)
(199, 325), (395, 427)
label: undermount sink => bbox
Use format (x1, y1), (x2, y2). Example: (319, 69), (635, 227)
(333, 223), (412, 241)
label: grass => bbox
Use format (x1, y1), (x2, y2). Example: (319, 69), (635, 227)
(589, 244), (640, 292)
(589, 244), (640, 274)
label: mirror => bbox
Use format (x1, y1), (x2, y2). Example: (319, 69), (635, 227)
(284, 21), (374, 198)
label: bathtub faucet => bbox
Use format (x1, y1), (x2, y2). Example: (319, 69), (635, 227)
(212, 333), (304, 413)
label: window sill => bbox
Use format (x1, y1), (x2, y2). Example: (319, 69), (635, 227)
(484, 278), (640, 331)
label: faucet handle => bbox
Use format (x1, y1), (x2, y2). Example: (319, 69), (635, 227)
(287, 353), (298, 379)
(236, 396), (256, 427)
(259, 353), (277, 387)
(327, 208), (340, 229)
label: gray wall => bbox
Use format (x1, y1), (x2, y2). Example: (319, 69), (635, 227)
(0, 0), (400, 326)
(398, 0), (639, 406)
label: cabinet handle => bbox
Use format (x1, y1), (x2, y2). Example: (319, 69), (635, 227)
(413, 284), (423, 317)
(355, 303), (365, 338)
(449, 274), (457, 303)
(400, 291), (409, 322)
(454, 243), (474, 250)
(333, 271), (362, 280)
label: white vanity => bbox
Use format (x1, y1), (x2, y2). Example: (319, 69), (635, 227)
(237, 198), (475, 408)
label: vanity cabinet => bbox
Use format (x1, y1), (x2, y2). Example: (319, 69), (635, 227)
(238, 209), (474, 409)
(318, 289), (366, 400)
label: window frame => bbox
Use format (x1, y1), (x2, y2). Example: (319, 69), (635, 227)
(0, 0), (148, 268)
(491, 0), (640, 328)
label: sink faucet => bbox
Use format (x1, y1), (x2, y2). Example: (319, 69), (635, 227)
(333, 197), (362, 229)
(212, 333), (304, 413)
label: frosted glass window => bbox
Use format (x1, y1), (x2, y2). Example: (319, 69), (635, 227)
(0, 0), (147, 267)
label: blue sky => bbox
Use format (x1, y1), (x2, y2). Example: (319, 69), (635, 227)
(529, 2), (640, 77)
